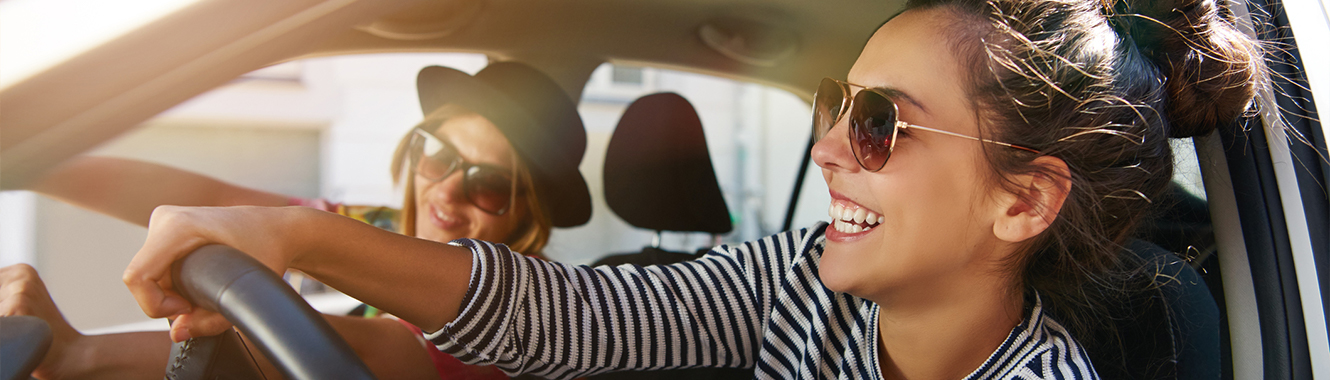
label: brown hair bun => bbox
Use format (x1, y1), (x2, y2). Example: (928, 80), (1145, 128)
(1117, 0), (1265, 137)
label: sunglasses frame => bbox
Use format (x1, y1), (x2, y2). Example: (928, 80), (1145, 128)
(814, 78), (1040, 172)
(407, 127), (520, 216)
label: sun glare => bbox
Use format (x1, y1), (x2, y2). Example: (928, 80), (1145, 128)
(0, 0), (199, 90)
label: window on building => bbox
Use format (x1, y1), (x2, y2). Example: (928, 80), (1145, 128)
(610, 65), (644, 85)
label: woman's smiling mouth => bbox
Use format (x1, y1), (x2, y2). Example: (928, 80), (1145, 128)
(828, 200), (883, 234)
(427, 204), (463, 230)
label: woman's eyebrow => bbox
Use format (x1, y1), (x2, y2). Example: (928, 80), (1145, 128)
(873, 86), (931, 115)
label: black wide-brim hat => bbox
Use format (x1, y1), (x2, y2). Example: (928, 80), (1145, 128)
(416, 62), (591, 227)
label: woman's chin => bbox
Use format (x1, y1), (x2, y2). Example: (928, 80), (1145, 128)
(416, 227), (460, 244)
(818, 245), (862, 294)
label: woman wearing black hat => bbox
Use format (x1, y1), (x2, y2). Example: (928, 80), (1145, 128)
(2, 62), (590, 379)
(388, 63), (591, 255)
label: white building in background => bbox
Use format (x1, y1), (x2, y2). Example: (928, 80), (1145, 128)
(0, 53), (826, 331)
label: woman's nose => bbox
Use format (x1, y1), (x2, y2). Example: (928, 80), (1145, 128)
(424, 169), (468, 203)
(811, 121), (859, 173)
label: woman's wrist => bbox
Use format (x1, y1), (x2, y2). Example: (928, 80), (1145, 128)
(281, 205), (337, 273)
(36, 332), (168, 380)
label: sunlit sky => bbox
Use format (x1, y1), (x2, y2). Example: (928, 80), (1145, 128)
(0, 0), (197, 89)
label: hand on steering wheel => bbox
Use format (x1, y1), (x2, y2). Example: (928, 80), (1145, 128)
(123, 205), (307, 342)
(0, 264), (85, 379)
(168, 245), (375, 379)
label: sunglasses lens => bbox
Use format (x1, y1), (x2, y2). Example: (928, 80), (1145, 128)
(463, 166), (514, 214)
(849, 90), (898, 171)
(415, 133), (460, 181)
(812, 78), (845, 141)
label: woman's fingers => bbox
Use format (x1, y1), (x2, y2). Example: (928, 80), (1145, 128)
(0, 264), (67, 326)
(0, 263), (92, 376)
(0, 264), (42, 316)
(170, 309), (232, 342)
(126, 206), (304, 340)
(123, 206), (212, 319)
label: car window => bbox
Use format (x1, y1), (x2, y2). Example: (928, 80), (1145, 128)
(0, 53), (489, 331)
(1172, 138), (1207, 200)
(0, 54), (821, 329)
(546, 63), (822, 264)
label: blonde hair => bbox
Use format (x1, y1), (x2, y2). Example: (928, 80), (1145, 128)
(390, 104), (554, 257)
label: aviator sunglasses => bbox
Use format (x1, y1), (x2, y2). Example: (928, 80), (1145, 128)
(406, 127), (520, 215)
(813, 78), (1039, 171)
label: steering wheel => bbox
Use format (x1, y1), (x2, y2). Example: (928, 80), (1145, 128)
(0, 315), (52, 380)
(165, 245), (376, 380)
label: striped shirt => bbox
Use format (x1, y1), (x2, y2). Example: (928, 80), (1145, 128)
(424, 223), (1098, 379)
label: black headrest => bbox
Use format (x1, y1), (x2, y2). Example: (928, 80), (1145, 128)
(603, 93), (732, 234)
(1081, 239), (1221, 379)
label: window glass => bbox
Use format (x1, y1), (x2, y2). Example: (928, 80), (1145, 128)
(545, 63), (822, 265)
(4, 54), (821, 329)
(1172, 138), (1207, 200)
(0, 52), (488, 331)
(610, 65), (645, 86)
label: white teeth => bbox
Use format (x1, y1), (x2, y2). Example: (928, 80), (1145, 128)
(433, 208), (453, 222)
(832, 218), (874, 234)
(829, 201), (884, 232)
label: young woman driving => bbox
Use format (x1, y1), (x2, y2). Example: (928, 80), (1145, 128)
(0, 62), (591, 379)
(122, 0), (1265, 377)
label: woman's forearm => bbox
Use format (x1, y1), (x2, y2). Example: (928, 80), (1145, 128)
(27, 157), (289, 226)
(48, 318), (438, 380)
(124, 206), (474, 339)
(48, 332), (171, 380)
(287, 211), (473, 332)
(324, 316), (439, 379)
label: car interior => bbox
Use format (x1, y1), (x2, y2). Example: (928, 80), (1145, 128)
(0, 0), (1326, 379)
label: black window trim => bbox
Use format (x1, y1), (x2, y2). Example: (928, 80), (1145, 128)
(1217, 0), (1329, 378)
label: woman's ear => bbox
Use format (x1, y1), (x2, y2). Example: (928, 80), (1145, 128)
(993, 156), (1071, 243)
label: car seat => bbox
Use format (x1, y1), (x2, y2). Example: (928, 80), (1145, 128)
(588, 93), (748, 380)
(594, 92), (733, 265)
(1081, 236), (1222, 380)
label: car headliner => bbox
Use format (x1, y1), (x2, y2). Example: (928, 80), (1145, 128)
(0, 0), (899, 189)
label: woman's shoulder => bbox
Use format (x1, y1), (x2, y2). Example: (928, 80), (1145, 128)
(964, 296), (1100, 379)
(721, 222), (827, 251)
(699, 222), (829, 270)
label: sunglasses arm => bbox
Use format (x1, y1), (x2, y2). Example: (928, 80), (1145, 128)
(900, 123), (1041, 154)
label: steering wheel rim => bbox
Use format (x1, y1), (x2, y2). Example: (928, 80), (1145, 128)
(169, 245), (376, 380)
(0, 315), (52, 380)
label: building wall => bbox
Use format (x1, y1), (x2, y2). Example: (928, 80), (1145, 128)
(36, 122), (323, 330)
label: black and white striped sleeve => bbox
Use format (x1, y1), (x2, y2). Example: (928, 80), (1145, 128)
(422, 229), (812, 379)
